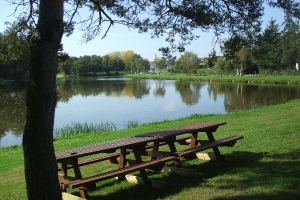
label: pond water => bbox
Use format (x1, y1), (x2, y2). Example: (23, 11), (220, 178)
(1, 77), (300, 147)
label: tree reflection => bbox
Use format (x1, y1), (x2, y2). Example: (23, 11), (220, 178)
(56, 80), (74, 103)
(0, 90), (26, 138)
(207, 82), (300, 112)
(131, 79), (150, 98)
(153, 80), (166, 97)
(56, 77), (151, 101)
(1, 78), (300, 144)
(56, 77), (128, 101)
(174, 81), (204, 105)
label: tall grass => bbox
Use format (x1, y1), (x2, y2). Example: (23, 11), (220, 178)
(54, 122), (116, 138)
(125, 119), (139, 128)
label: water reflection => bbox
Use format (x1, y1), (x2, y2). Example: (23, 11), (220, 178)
(175, 81), (204, 105)
(0, 90), (26, 139)
(56, 77), (150, 101)
(1, 77), (300, 147)
(207, 82), (300, 111)
(153, 80), (166, 97)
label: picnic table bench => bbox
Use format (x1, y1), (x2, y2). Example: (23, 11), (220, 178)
(56, 136), (176, 198)
(136, 122), (243, 163)
(176, 135), (243, 158)
(58, 155), (175, 189)
(56, 122), (243, 198)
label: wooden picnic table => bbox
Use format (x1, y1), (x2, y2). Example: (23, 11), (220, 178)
(135, 122), (243, 163)
(56, 136), (176, 198)
(56, 121), (243, 198)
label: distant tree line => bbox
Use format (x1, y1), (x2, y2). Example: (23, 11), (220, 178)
(0, 22), (151, 78)
(156, 18), (300, 76)
(59, 51), (150, 76)
(0, 21), (150, 79)
(1, 18), (300, 79)
(217, 18), (300, 75)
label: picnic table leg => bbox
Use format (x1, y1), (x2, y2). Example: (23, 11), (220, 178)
(132, 146), (152, 188)
(167, 139), (182, 167)
(150, 140), (160, 160)
(60, 163), (67, 176)
(182, 132), (199, 160)
(58, 158), (92, 196)
(149, 141), (168, 171)
(59, 162), (68, 192)
(118, 148), (127, 180)
(73, 158), (96, 195)
(72, 158), (96, 194)
(206, 131), (224, 161)
(189, 132), (198, 148)
(72, 158), (83, 179)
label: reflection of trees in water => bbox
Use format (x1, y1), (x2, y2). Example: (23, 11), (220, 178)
(56, 77), (152, 102)
(2, 79), (300, 141)
(56, 80), (74, 103)
(153, 81), (166, 97)
(207, 82), (300, 112)
(131, 80), (150, 98)
(56, 78), (127, 102)
(56, 78), (150, 100)
(122, 80), (150, 98)
(175, 81), (204, 105)
(0, 90), (26, 138)
(1, 78), (152, 141)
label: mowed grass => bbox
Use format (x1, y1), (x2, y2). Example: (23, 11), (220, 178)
(0, 99), (300, 199)
(124, 73), (300, 84)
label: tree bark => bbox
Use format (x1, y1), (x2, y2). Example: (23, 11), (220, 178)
(23, 0), (64, 199)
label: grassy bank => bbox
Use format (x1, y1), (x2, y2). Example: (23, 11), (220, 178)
(1, 99), (300, 199)
(2, 74), (300, 88)
(124, 73), (300, 84)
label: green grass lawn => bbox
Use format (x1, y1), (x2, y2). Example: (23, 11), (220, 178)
(124, 73), (300, 84)
(1, 99), (300, 199)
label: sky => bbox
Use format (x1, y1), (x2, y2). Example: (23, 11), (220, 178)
(0, 2), (284, 61)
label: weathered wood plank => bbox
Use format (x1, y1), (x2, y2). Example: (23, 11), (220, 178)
(59, 156), (176, 189)
(177, 136), (244, 158)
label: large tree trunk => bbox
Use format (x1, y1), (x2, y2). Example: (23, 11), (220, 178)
(23, 0), (64, 199)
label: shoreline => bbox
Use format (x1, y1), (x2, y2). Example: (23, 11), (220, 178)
(123, 73), (300, 84)
(1, 74), (300, 88)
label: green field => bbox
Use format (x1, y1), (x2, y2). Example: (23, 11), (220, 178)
(1, 98), (299, 199)
(124, 73), (300, 84)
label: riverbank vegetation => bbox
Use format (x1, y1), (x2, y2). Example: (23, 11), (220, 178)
(124, 73), (300, 84)
(1, 99), (299, 199)
(54, 122), (117, 139)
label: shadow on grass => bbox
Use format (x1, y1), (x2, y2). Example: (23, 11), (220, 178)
(70, 150), (300, 200)
(211, 149), (300, 200)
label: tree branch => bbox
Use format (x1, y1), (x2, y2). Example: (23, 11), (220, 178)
(90, 0), (114, 39)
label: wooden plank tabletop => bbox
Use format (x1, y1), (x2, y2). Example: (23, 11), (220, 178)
(135, 122), (227, 139)
(55, 136), (158, 162)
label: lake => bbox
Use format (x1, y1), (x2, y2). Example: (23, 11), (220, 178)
(1, 77), (300, 147)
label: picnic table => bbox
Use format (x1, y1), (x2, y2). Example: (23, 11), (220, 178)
(56, 122), (243, 198)
(136, 122), (243, 165)
(56, 136), (176, 198)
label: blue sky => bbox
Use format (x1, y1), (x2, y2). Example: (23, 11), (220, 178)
(0, 2), (284, 60)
